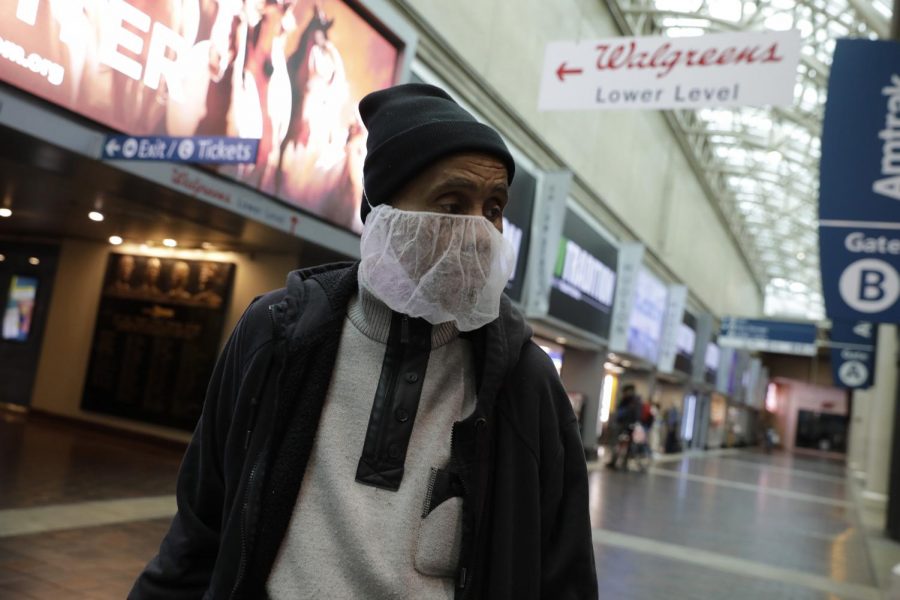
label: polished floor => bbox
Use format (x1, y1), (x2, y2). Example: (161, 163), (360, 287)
(0, 412), (895, 599)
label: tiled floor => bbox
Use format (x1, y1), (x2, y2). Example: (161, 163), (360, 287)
(0, 413), (893, 599)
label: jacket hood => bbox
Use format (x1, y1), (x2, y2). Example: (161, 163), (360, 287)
(277, 262), (533, 402)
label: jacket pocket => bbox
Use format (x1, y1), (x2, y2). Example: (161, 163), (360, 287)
(414, 468), (464, 578)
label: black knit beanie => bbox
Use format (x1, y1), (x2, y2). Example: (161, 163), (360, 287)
(359, 83), (515, 223)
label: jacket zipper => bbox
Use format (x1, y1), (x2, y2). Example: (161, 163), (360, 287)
(229, 455), (261, 600)
(421, 467), (439, 518)
(450, 422), (473, 598)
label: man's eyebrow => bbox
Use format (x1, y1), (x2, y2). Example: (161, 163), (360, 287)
(432, 176), (479, 191)
(432, 177), (509, 195)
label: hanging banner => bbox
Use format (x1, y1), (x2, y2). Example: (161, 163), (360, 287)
(657, 285), (688, 374)
(829, 320), (877, 389)
(719, 317), (817, 356)
(538, 30), (801, 111)
(502, 167), (539, 304)
(819, 39), (900, 321)
(524, 170), (572, 317)
(607, 243), (644, 353)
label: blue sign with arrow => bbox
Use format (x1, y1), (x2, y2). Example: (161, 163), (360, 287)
(101, 135), (259, 164)
(829, 320), (877, 389)
(719, 317), (817, 356)
(819, 39), (900, 322)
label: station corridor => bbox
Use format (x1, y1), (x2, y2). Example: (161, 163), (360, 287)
(0, 412), (894, 600)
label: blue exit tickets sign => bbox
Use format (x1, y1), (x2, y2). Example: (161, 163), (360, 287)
(102, 135), (259, 164)
(819, 39), (900, 321)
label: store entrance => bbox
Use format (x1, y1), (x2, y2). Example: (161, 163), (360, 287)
(0, 241), (59, 406)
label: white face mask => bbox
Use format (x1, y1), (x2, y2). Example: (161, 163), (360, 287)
(358, 204), (515, 332)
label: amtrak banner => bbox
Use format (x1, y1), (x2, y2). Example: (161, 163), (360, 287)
(829, 320), (877, 389)
(819, 39), (900, 321)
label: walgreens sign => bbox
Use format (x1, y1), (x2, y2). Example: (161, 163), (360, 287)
(539, 30), (801, 111)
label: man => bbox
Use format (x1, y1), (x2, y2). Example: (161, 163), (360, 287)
(131, 84), (597, 599)
(606, 384), (640, 470)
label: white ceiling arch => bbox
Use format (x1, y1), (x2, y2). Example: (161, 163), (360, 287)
(605, 0), (892, 320)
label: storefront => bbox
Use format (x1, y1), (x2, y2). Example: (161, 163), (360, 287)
(523, 196), (621, 455)
(0, 0), (415, 438)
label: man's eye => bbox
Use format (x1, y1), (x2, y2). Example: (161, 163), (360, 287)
(485, 206), (503, 221)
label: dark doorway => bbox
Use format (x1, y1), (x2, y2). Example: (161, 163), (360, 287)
(0, 241), (59, 406)
(795, 410), (848, 453)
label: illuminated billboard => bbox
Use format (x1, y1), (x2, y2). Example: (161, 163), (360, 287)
(2, 275), (38, 342)
(547, 208), (618, 338)
(626, 268), (668, 363)
(0, 0), (401, 233)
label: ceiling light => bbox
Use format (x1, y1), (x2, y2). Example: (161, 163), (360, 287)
(0, 254), (5, 262)
(0, 208), (10, 218)
(28, 257), (40, 266)
(163, 238), (177, 248)
(201, 242), (215, 250)
(88, 211), (104, 222)
(109, 235), (123, 246)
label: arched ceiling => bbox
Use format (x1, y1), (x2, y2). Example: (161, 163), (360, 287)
(606, 0), (892, 320)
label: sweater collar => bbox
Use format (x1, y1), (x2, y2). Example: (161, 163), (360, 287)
(348, 286), (459, 349)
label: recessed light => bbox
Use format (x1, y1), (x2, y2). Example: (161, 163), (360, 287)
(28, 257), (40, 266)
(109, 235), (123, 246)
(163, 238), (177, 248)
(0, 208), (11, 218)
(88, 211), (104, 222)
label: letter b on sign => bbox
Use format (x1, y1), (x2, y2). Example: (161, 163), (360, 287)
(839, 258), (900, 313)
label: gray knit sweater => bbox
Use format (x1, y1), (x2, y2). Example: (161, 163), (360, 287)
(266, 289), (476, 599)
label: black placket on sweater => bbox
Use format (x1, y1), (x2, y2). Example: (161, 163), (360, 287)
(355, 312), (433, 491)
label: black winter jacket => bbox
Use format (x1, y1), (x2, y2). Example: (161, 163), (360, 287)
(130, 263), (598, 599)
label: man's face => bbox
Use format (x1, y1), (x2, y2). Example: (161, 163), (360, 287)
(384, 153), (510, 314)
(390, 152), (508, 232)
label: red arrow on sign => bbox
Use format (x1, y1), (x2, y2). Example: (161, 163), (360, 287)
(556, 62), (583, 81)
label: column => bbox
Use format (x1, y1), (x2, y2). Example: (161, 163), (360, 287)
(848, 387), (873, 480)
(863, 324), (898, 505)
(559, 348), (606, 458)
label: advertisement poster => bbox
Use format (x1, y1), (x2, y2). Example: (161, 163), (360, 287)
(0, 0), (400, 233)
(82, 253), (234, 429)
(2, 275), (39, 342)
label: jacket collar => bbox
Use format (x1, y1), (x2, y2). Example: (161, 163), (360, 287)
(274, 262), (533, 402)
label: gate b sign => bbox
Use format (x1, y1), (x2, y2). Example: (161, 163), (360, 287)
(819, 40), (900, 322)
